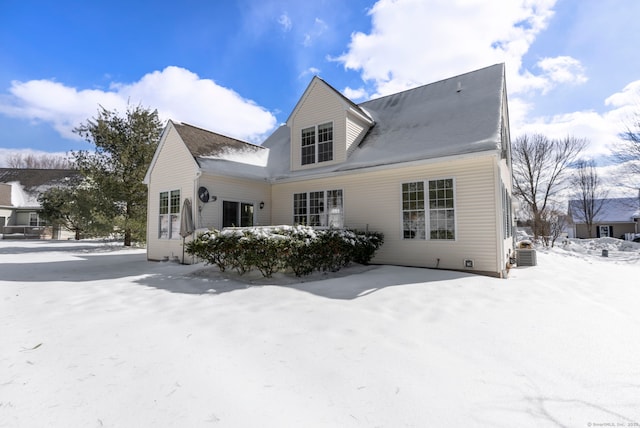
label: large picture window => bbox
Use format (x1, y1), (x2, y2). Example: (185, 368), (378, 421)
(402, 179), (455, 240)
(159, 190), (180, 239)
(301, 122), (333, 165)
(293, 189), (343, 228)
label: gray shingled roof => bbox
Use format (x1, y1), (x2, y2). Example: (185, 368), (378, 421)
(262, 63), (506, 180)
(569, 197), (640, 223)
(173, 122), (267, 167)
(0, 168), (81, 189)
(0, 168), (82, 208)
(173, 64), (506, 181)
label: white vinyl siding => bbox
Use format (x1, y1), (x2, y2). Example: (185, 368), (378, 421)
(197, 175), (270, 231)
(289, 80), (347, 170)
(146, 124), (200, 262)
(346, 113), (368, 155)
(272, 155), (506, 275)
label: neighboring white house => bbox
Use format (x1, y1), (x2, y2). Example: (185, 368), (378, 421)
(0, 168), (81, 239)
(144, 63), (516, 277)
(568, 197), (640, 239)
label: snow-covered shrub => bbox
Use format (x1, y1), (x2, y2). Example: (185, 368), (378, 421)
(184, 230), (228, 271)
(185, 226), (384, 278)
(351, 230), (384, 265)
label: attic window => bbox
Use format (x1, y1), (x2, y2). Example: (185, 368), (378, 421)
(301, 122), (333, 165)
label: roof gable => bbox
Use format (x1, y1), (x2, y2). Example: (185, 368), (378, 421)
(144, 121), (270, 184)
(263, 63), (507, 179)
(286, 76), (373, 127)
(173, 122), (266, 160)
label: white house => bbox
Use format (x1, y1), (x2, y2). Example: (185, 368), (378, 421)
(144, 63), (516, 277)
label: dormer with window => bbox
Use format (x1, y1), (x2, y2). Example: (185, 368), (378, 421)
(287, 76), (374, 172)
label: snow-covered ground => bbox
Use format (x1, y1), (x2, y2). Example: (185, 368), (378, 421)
(1, 238), (639, 427)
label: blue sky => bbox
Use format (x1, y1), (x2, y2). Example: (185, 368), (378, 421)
(1, 0), (639, 168)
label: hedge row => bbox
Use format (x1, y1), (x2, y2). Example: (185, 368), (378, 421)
(185, 225), (384, 278)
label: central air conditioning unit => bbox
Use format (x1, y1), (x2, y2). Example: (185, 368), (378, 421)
(516, 249), (537, 266)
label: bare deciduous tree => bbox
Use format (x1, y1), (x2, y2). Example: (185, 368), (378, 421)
(512, 134), (587, 241)
(546, 208), (569, 248)
(5, 152), (75, 169)
(569, 159), (608, 238)
(613, 108), (640, 186)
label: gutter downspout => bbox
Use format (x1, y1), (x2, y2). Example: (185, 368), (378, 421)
(194, 170), (202, 229)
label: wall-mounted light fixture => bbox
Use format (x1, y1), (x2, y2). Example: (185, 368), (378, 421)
(259, 201), (265, 210)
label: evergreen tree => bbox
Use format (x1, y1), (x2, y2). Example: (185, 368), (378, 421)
(73, 105), (162, 246)
(38, 182), (113, 240)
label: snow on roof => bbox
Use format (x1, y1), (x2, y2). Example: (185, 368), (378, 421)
(173, 64), (506, 182)
(263, 63), (505, 180)
(173, 122), (268, 168)
(0, 168), (81, 208)
(569, 197), (640, 223)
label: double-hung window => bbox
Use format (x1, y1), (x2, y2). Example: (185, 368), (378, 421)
(159, 190), (180, 239)
(301, 122), (333, 165)
(402, 179), (455, 240)
(293, 189), (343, 228)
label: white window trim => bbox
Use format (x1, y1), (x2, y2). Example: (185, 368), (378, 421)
(293, 188), (343, 228)
(400, 178), (457, 241)
(598, 225), (611, 237)
(158, 189), (181, 240)
(300, 121), (334, 166)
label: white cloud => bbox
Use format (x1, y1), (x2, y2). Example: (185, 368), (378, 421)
(335, 0), (561, 97)
(331, 0), (638, 165)
(511, 81), (640, 158)
(303, 17), (328, 47)
(342, 87), (368, 101)
(0, 66), (278, 144)
(278, 13), (292, 32)
(605, 80), (640, 109)
(536, 56), (587, 93)
(298, 67), (321, 80)
(0, 80), (126, 140)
